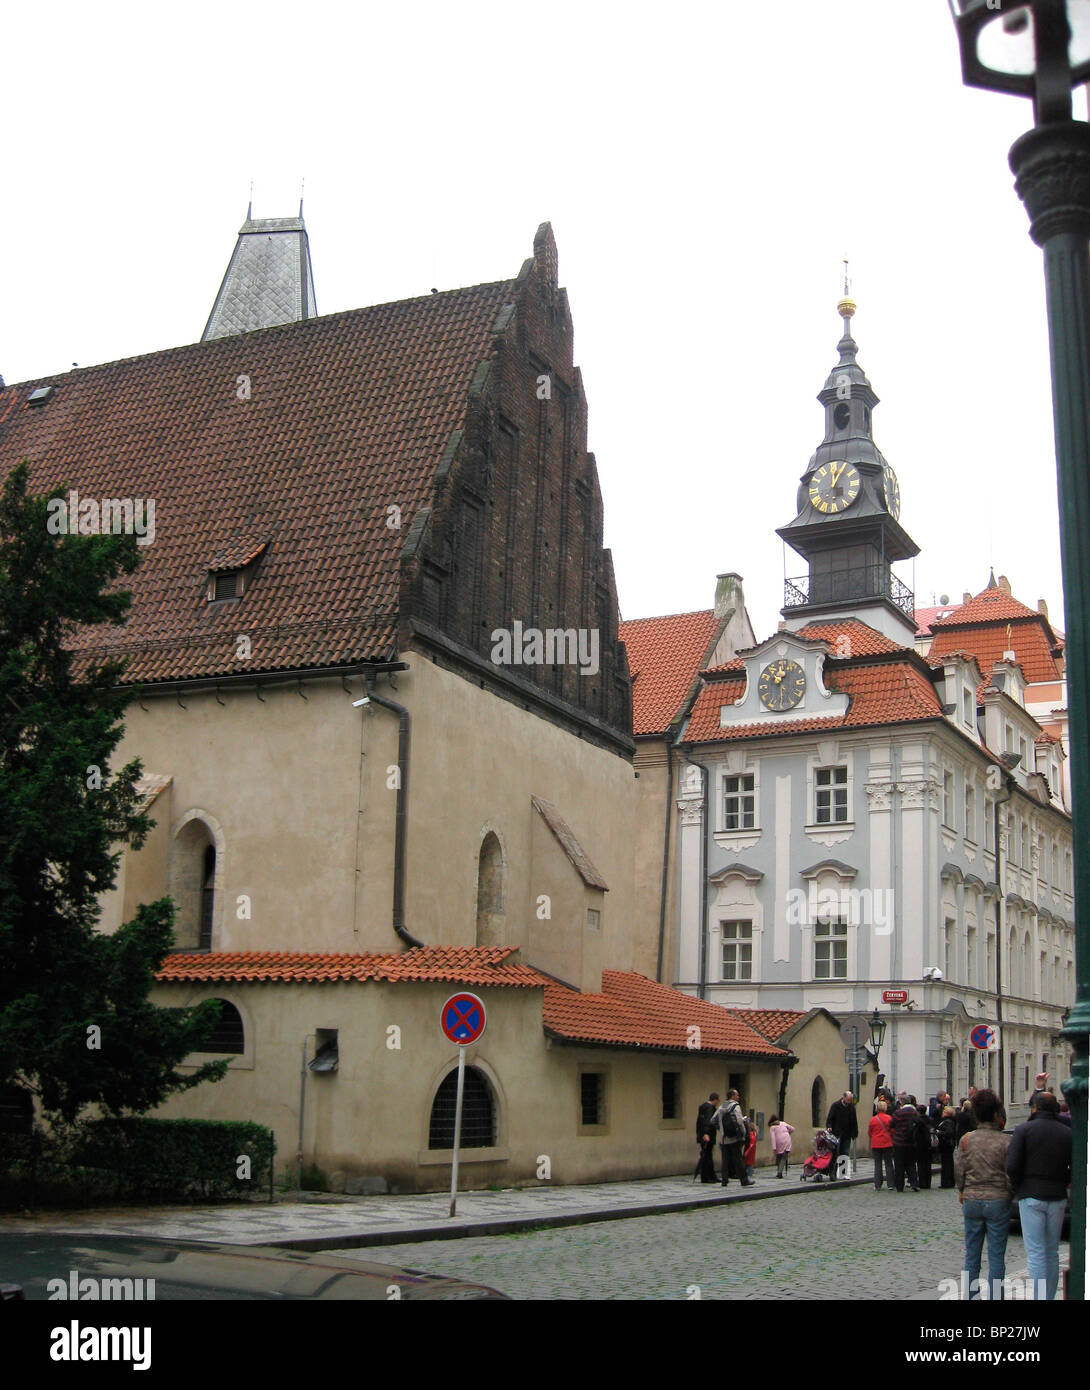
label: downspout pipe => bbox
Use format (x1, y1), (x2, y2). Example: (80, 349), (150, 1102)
(656, 733), (675, 984)
(778, 1054), (799, 1122)
(681, 750), (712, 1002)
(360, 680), (424, 950)
(994, 772), (1016, 1106)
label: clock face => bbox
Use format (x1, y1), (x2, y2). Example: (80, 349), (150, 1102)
(882, 464), (901, 519)
(809, 461), (860, 514)
(758, 658), (807, 712)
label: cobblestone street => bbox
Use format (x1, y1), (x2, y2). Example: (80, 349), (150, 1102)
(333, 1185), (1048, 1301)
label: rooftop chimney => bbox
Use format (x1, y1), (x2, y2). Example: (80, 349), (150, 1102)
(715, 572), (744, 620)
(998, 574), (1012, 594)
(962, 591), (972, 605)
(1038, 598), (1049, 619)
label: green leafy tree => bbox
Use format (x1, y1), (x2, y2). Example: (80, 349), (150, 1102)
(0, 462), (226, 1122)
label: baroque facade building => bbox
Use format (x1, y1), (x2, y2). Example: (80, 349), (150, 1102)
(637, 295), (1074, 1118)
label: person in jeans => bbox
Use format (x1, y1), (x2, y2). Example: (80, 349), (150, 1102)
(889, 1095), (921, 1192)
(713, 1090), (753, 1188)
(868, 1100), (895, 1190)
(955, 1088), (1012, 1300)
(768, 1115), (794, 1178)
(1005, 1092), (1072, 1301)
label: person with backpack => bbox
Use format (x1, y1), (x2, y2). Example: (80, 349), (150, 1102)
(713, 1089), (753, 1187)
(890, 1094), (921, 1192)
(768, 1114), (794, 1178)
(694, 1092), (720, 1184)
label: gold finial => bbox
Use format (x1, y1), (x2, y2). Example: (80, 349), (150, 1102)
(838, 257), (856, 318)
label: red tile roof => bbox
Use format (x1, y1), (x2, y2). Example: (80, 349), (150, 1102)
(915, 603), (963, 636)
(930, 619), (1061, 684)
(796, 618), (906, 658)
(732, 1009), (808, 1043)
(684, 656), (943, 744)
(619, 609), (721, 735)
(543, 972), (788, 1057)
(1, 281), (516, 683)
(937, 588), (1040, 626)
(155, 946), (545, 988)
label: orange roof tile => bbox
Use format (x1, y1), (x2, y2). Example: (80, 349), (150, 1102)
(156, 946), (545, 988)
(915, 603), (963, 636)
(796, 618), (905, 657)
(732, 1008), (808, 1043)
(684, 659), (943, 744)
(930, 619), (1061, 684)
(543, 972), (788, 1057)
(619, 609), (721, 736)
(938, 588), (1041, 626)
(1, 281), (517, 683)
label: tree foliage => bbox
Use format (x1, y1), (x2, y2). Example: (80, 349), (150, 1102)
(0, 462), (226, 1121)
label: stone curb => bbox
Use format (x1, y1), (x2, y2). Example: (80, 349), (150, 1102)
(263, 1173), (872, 1252)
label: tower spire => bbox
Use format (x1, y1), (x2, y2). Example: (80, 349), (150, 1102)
(202, 204), (317, 342)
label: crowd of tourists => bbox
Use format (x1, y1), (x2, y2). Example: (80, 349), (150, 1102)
(694, 1072), (1073, 1300)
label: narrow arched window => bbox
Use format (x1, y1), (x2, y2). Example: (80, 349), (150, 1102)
(475, 833), (505, 947)
(199, 844), (216, 950)
(170, 817), (218, 950)
(428, 1066), (495, 1148)
(811, 1076), (826, 1127)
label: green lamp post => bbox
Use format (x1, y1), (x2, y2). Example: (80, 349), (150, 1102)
(949, 0), (1090, 1300)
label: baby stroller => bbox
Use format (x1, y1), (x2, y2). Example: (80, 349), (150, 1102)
(800, 1129), (838, 1182)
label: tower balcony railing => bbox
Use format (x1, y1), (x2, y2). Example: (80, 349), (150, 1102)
(784, 568), (914, 619)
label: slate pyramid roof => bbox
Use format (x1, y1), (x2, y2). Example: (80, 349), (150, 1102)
(202, 210), (318, 341)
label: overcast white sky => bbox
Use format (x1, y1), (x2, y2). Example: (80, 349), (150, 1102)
(2, 1), (1079, 640)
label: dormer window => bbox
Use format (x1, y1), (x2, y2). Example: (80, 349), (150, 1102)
(205, 542), (268, 604)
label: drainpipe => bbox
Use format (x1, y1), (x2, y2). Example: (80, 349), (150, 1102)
(777, 1054), (798, 1121)
(297, 1035), (308, 1191)
(681, 752), (712, 1001)
(994, 772), (1015, 1107)
(358, 680), (424, 950)
(656, 734), (675, 984)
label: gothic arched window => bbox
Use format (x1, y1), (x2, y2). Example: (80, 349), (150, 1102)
(428, 1066), (496, 1149)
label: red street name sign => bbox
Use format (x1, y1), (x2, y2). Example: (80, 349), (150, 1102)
(882, 989), (909, 1003)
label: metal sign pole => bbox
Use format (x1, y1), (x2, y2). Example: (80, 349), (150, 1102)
(850, 1025), (859, 1173)
(449, 1045), (467, 1218)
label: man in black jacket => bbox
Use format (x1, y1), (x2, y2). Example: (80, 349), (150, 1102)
(1006, 1093), (1072, 1300)
(695, 1093), (720, 1184)
(889, 1095), (921, 1192)
(825, 1091), (858, 1181)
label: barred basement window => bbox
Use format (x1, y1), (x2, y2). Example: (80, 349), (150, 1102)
(195, 999), (245, 1054)
(428, 1066), (495, 1149)
(580, 1072), (605, 1126)
(661, 1071), (681, 1121)
(815, 767), (848, 823)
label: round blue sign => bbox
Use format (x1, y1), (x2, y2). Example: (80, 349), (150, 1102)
(441, 992), (487, 1045)
(970, 1024), (994, 1051)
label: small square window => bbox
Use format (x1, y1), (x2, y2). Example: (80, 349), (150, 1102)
(310, 1029), (339, 1073)
(213, 571), (239, 600)
(586, 908), (601, 931)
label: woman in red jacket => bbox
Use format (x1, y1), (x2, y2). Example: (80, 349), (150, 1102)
(868, 1100), (895, 1191)
(744, 1122), (758, 1181)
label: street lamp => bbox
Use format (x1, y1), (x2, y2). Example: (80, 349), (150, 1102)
(949, 0), (1090, 1301)
(868, 1008), (887, 1071)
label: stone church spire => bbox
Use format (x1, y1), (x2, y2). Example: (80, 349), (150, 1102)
(201, 206), (317, 342)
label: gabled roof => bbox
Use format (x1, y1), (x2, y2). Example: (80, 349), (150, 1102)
(915, 603), (962, 636)
(1, 277), (517, 683)
(928, 583), (1063, 685)
(156, 945), (545, 988)
(542, 972), (789, 1058)
(618, 609), (721, 735)
(683, 655), (943, 744)
(731, 1009), (808, 1044)
(796, 617), (905, 657)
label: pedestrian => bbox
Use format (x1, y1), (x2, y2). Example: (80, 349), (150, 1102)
(825, 1090), (858, 1181)
(769, 1114), (794, 1178)
(915, 1104), (935, 1190)
(743, 1120), (757, 1181)
(712, 1089), (752, 1187)
(889, 1093), (921, 1192)
(868, 1099), (895, 1190)
(695, 1092), (719, 1184)
(928, 1091), (951, 1125)
(955, 1088), (1012, 1300)
(1005, 1092), (1072, 1301)
(1028, 1072), (1050, 1109)
(955, 1096), (977, 1141)
(937, 1105), (958, 1189)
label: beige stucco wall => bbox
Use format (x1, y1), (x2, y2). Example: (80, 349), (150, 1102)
(151, 977), (784, 1191)
(630, 742), (677, 982)
(100, 653), (637, 987)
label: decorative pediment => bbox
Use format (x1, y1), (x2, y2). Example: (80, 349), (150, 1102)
(719, 633), (849, 729)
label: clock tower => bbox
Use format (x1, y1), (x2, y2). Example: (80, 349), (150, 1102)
(776, 295), (919, 643)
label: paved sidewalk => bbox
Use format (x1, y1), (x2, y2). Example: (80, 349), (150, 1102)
(0, 1168), (870, 1251)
